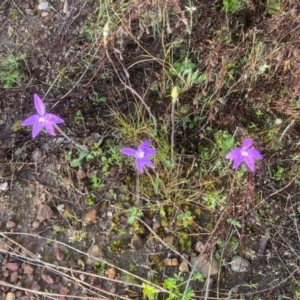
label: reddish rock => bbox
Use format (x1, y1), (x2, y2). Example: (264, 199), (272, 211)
(37, 204), (54, 221)
(6, 221), (16, 229)
(6, 263), (19, 271)
(10, 271), (18, 283)
(23, 264), (34, 275)
(54, 248), (64, 261)
(41, 274), (55, 284)
(30, 281), (41, 291)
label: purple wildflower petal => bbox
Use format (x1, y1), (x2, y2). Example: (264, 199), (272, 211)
(248, 148), (263, 159)
(143, 158), (154, 169)
(44, 120), (55, 136)
(32, 121), (44, 138)
(244, 156), (255, 172)
(34, 94), (45, 115)
(242, 138), (252, 149)
(139, 140), (151, 151)
(145, 148), (157, 156)
(225, 148), (241, 160)
(120, 148), (137, 156)
(232, 155), (243, 169)
(44, 113), (64, 124)
(22, 114), (39, 126)
(136, 158), (145, 173)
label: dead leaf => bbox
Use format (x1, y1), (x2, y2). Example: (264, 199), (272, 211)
(179, 259), (189, 273)
(164, 257), (178, 266)
(164, 236), (174, 246)
(105, 267), (117, 279)
(86, 245), (103, 266)
(82, 208), (97, 223)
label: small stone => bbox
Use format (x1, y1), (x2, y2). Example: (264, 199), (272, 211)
(86, 245), (103, 266)
(195, 241), (206, 253)
(23, 264), (34, 275)
(54, 276), (62, 284)
(119, 215), (127, 224)
(32, 221), (40, 229)
(0, 241), (8, 251)
(3, 270), (9, 277)
(10, 271), (18, 283)
(152, 222), (161, 230)
(79, 274), (86, 281)
(130, 234), (144, 250)
(6, 221), (16, 229)
(32, 148), (42, 162)
(6, 262), (19, 271)
(77, 169), (87, 180)
(0, 181), (9, 191)
(190, 254), (219, 278)
(82, 208), (97, 223)
(31, 281), (41, 291)
(60, 286), (69, 296)
(5, 292), (15, 300)
(37, 204), (54, 221)
(41, 274), (55, 284)
(142, 216), (152, 227)
(230, 256), (250, 272)
(41, 11), (49, 17)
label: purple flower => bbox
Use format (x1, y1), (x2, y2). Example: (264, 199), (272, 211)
(120, 140), (157, 173)
(225, 138), (262, 172)
(22, 93), (64, 138)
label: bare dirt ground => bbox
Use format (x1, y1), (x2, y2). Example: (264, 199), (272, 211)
(1, 0), (300, 299)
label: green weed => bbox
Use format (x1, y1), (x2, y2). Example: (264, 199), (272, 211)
(0, 53), (26, 88)
(223, 0), (245, 13)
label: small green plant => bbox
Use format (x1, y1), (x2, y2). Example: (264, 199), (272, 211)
(74, 110), (84, 125)
(267, 0), (280, 14)
(0, 53), (26, 88)
(85, 194), (95, 206)
(65, 139), (123, 173)
(128, 207), (144, 224)
(91, 175), (102, 189)
(69, 229), (87, 243)
(203, 189), (227, 210)
(227, 218), (241, 229)
(142, 283), (160, 300)
(168, 57), (206, 90)
(223, 0), (245, 13)
(162, 274), (197, 300)
(176, 211), (193, 228)
(273, 166), (285, 181)
(214, 130), (234, 156)
(108, 239), (124, 254)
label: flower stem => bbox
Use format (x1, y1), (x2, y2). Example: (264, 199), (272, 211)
(53, 124), (88, 152)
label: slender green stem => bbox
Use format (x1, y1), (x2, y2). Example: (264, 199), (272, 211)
(53, 124), (88, 152)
